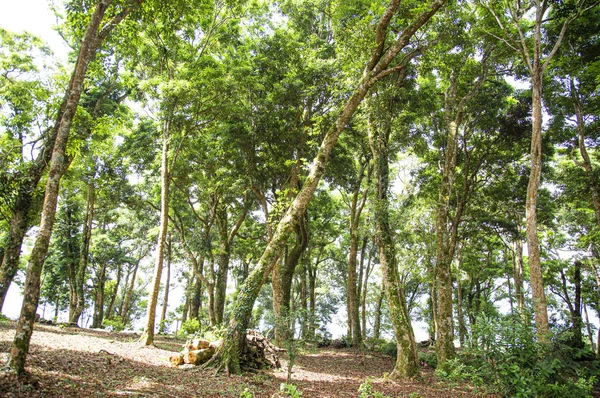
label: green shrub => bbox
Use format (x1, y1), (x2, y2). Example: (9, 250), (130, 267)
(418, 351), (437, 368)
(279, 383), (303, 398)
(102, 318), (125, 332)
(178, 318), (201, 336)
(436, 314), (599, 397)
(358, 378), (389, 398)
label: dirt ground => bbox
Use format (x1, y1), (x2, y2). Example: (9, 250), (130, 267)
(0, 322), (493, 397)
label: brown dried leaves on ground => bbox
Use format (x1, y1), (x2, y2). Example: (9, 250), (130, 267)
(0, 322), (492, 397)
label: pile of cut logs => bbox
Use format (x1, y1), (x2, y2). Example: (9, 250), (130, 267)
(169, 330), (286, 369)
(170, 337), (220, 366)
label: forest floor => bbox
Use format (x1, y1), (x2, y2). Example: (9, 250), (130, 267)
(0, 321), (495, 397)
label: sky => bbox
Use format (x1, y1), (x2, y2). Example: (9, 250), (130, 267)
(0, 0), (69, 63)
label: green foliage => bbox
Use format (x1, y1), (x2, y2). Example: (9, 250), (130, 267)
(436, 314), (599, 397)
(278, 383), (303, 398)
(417, 351), (437, 368)
(102, 318), (125, 332)
(0, 313), (11, 326)
(357, 378), (389, 398)
(178, 318), (201, 336)
(364, 338), (397, 358)
(239, 387), (253, 398)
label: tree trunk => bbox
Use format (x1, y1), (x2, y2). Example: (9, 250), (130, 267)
(513, 238), (524, 312)
(190, 275), (203, 320)
(584, 304), (594, 352)
(308, 261), (317, 339)
(159, 238), (172, 334)
(6, 0), (131, 374)
(526, 67), (550, 341)
(117, 264), (132, 319)
(121, 256), (140, 325)
(0, 207), (32, 312)
(368, 107), (418, 379)
(435, 75), (461, 366)
(572, 260), (583, 348)
(70, 179), (95, 324)
(215, 205), (230, 325)
(273, 221), (308, 345)
(347, 161), (370, 346)
(140, 121), (170, 346)
(105, 263), (122, 320)
(300, 261), (309, 339)
(361, 237), (372, 339)
(373, 287), (384, 340)
(92, 261), (107, 328)
(456, 253), (466, 347)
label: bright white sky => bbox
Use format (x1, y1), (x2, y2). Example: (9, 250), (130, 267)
(0, 0), (69, 63)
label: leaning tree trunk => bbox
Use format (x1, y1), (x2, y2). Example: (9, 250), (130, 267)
(209, 0), (446, 374)
(140, 121), (170, 346)
(6, 0), (135, 374)
(368, 106), (419, 379)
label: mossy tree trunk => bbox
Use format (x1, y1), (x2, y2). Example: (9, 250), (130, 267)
(367, 102), (419, 379)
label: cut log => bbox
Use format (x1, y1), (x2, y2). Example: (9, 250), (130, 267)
(183, 347), (215, 365)
(185, 338), (211, 351)
(170, 353), (184, 367)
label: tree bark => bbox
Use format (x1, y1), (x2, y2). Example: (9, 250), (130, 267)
(526, 66), (550, 341)
(6, 0), (135, 374)
(92, 261), (107, 328)
(105, 262), (122, 320)
(513, 237), (524, 312)
(361, 237), (372, 339)
(273, 220), (308, 345)
(373, 287), (384, 340)
(456, 252), (466, 347)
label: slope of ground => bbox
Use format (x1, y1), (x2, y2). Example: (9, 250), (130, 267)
(0, 322), (492, 397)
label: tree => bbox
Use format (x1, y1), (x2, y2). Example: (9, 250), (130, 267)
(479, 0), (596, 342)
(0, 28), (55, 311)
(5, 0), (140, 375)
